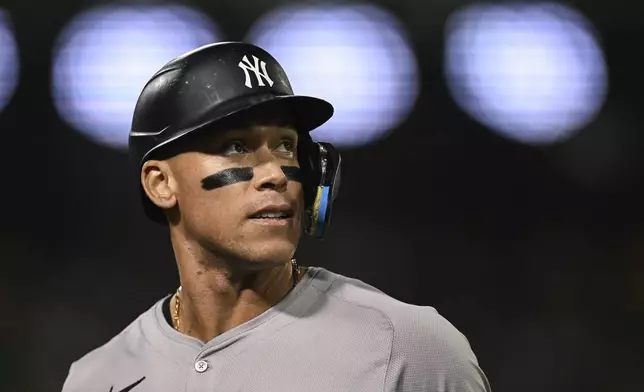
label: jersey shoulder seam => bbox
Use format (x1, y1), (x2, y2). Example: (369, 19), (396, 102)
(310, 280), (395, 392)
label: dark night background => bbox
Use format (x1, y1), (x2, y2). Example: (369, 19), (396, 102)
(0, 0), (643, 391)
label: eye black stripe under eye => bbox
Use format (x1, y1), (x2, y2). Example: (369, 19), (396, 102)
(281, 166), (302, 182)
(201, 167), (253, 190)
(200, 166), (303, 191)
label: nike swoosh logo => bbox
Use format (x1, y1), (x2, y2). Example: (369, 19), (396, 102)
(108, 376), (146, 392)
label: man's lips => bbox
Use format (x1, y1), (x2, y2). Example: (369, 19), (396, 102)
(249, 203), (294, 219)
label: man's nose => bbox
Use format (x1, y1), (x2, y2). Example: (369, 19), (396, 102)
(251, 146), (288, 192)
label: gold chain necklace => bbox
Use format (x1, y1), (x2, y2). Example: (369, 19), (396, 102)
(171, 259), (300, 332)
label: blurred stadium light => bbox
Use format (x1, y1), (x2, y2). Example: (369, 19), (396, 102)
(444, 2), (608, 146)
(51, 4), (222, 150)
(245, 2), (419, 148)
(0, 9), (19, 114)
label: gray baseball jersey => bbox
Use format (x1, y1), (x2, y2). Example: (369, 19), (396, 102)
(62, 267), (491, 392)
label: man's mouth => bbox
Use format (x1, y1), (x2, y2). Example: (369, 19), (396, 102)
(249, 204), (294, 221)
(251, 212), (292, 219)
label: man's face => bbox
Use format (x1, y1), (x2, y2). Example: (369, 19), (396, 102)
(146, 125), (304, 266)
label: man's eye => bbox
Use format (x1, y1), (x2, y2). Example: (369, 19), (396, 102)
(223, 141), (247, 155)
(277, 140), (295, 153)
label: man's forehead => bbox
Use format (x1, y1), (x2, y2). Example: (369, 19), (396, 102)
(216, 124), (298, 138)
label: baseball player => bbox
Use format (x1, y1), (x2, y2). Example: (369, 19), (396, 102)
(61, 42), (491, 392)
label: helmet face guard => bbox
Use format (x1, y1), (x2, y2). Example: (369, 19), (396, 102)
(128, 41), (341, 238)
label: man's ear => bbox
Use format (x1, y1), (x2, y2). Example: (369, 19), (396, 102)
(141, 160), (177, 210)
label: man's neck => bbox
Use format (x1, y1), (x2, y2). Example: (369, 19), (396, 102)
(169, 238), (300, 343)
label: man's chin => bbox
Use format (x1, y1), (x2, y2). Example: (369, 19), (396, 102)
(241, 223), (300, 256)
(241, 239), (298, 266)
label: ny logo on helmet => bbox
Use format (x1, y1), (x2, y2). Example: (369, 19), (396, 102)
(238, 55), (274, 89)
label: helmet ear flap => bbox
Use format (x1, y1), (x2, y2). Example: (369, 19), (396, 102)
(298, 135), (341, 239)
(297, 133), (319, 209)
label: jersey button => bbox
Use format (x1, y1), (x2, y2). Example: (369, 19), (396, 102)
(195, 360), (209, 373)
